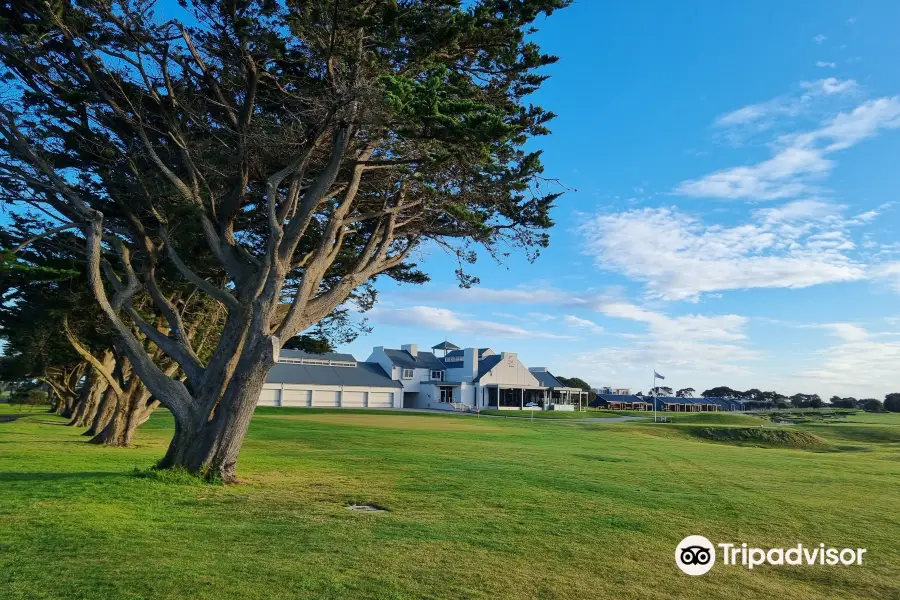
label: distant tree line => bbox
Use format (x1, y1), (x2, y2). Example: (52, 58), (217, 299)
(698, 387), (896, 412)
(604, 385), (900, 412)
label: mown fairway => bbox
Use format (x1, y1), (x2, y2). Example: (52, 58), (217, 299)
(1, 406), (899, 600)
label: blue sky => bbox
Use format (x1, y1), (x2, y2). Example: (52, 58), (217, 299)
(343, 1), (900, 399)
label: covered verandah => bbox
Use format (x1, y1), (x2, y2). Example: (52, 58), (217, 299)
(484, 385), (588, 411)
(486, 384), (549, 410)
(547, 387), (588, 411)
(662, 400), (720, 412)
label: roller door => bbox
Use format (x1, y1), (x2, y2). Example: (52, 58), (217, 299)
(281, 389), (310, 407)
(368, 391), (393, 408)
(341, 391), (365, 408)
(312, 390), (340, 407)
(258, 388), (281, 407)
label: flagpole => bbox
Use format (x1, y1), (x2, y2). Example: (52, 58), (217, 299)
(652, 368), (657, 423)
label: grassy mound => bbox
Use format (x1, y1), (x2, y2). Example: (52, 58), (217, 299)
(689, 426), (829, 449)
(663, 413), (765, 425)
(801, 424), (900, 444)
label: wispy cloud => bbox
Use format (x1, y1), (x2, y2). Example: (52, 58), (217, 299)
(678, 95), (900, 201)
(369, 305), (572, 339)
(563, 315), (604, 334)
(814, 34), (827, 44)
(797, 323), (900, 396)
(820, 322), (869, 342)
(711, 78), (857, 146)
(579, 200), (870, 300)
(569, 303), (758, 377)
(874, 262), (900, 293)
(816, 61), (836, 69)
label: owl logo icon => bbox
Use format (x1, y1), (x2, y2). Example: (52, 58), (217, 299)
(675, 536), (716, 575)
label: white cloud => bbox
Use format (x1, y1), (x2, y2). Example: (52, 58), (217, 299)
(369, 305), (571, 339)
(563, 315), (604, 334)
(600, 302), (749, 341)
(814, 34), (827, 44)
(675, 147), (832, 200)
(579, 202), (868, 300)
(801, 97), (900, 151)
(712, 79), (859, 148)
(432, 287), (580, 306)
(874, 262), (900, 292)
(527, 311), (558, 321)
(800, 77), (856, 95)
(797, 335), (900, 397)
(753, 198), (842, 223)
(679, 95), (900, 201)
(568, 304), (758, 377)
(820, 322), (869, 342)
(815, 61), (836, 69)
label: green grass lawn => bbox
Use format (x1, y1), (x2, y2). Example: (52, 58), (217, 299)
(1, 407), (898, 599)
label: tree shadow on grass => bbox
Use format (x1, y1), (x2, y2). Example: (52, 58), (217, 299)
(0, 471), (120, 482)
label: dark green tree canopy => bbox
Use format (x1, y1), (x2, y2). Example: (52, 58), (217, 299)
(0, 0), (571, 480)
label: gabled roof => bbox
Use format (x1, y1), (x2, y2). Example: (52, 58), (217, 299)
(431, 341), (460, 351)
(443, 354), (505, 381)
(444, 347), (492, 360)
(383, 349), (445, 370)
(530, 370), (565, 388)
(474, 355), (503, 380)
(279, 349), (357, 363)
(266, 361), (401, 388)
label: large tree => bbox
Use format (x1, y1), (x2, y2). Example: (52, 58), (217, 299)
(0, 0), (569, 481)
(555, 375), (596, 403)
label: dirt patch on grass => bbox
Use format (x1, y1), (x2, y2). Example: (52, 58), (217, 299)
(279, 413), (507, 432)
(689, 426), (829, 450)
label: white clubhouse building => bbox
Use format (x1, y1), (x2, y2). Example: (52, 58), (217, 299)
(256, 341), (588, 411)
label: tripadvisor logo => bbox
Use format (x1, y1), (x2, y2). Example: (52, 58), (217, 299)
(675, 536), (867, 576)
(675, 535), (716, 576)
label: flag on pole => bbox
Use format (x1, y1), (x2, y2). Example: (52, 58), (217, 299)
(654, 370), (665, 380)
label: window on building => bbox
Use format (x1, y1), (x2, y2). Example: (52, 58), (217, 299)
(402, 369), (414, 379)
(430, 370), (444, 381)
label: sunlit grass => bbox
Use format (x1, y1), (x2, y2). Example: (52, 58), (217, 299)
(0, 407), (897, 599)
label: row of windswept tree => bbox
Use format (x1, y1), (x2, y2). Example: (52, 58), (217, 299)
(0, 0), (572, 481)
(635, 386), (897, 411)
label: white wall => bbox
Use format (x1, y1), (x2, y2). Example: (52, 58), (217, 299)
(366, 347), (395, 379)
(459, 383), (475, 407)
(400, 366), (434, 392)
(257, 384), (398, 408)
(478, 353), (541, 387)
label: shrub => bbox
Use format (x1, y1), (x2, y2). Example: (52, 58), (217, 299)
(862, 399), (883, 413)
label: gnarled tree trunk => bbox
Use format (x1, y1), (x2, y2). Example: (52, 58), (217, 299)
(157, 341), (275, 482)
(90, 376), (158, 447)
(84, 386), (116, 437)
(70, 353), (113, 427)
